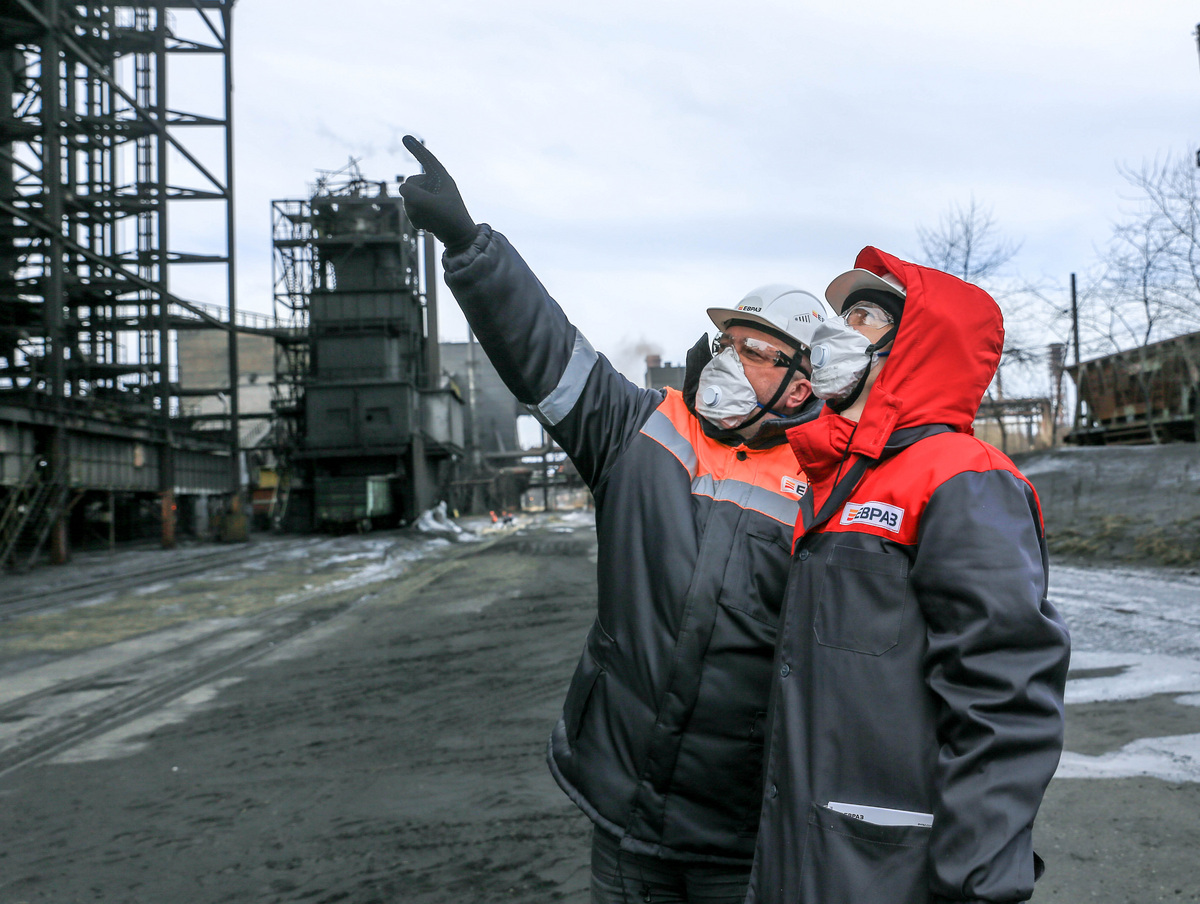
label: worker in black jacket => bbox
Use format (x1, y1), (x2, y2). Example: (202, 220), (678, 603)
(398, 136), (835, 903)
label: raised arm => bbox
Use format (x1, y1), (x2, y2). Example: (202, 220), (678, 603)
(399, 137), (662, 487)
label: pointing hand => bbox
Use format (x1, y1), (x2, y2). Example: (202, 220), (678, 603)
(399, 136), (479, 253)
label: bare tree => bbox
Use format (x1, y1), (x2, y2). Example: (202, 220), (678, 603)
(1095, 153), (1200, 349)
(915, 199), (1051, 451)
(917, 197), (1022, 285)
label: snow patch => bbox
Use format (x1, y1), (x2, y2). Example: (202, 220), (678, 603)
(1058, 651), (1200, 782)
(1056, 734), (1200, 783)
(133, 581), (175, 596)
(50, 678), (244, 764)
(1066, 651), (1200, 704)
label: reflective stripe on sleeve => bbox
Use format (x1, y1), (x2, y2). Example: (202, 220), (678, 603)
(525, 331), (599, 427)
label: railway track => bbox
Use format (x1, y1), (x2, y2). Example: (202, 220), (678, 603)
(0, 533), (493, 781)
(0, 540), (314, 623)
(0, 600), (342, 779)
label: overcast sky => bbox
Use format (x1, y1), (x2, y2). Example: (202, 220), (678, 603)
(219, 1), (1200, 382)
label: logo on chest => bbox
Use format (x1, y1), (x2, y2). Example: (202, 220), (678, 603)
(780, 475), (808, 498)
(840, 500), (905, 533)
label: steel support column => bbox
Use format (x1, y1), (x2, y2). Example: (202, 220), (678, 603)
(223, 3), (241, 519)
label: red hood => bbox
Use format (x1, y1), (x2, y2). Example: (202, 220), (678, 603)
(789, 246), (1003, 489)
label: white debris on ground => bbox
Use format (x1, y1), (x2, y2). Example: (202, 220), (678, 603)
(546, 509), (596, 532)
(414, 501), (479, 541)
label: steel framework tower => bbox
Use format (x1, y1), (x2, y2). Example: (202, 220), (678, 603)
(271, 162), (462, 529)
(0, 0), (239, 556)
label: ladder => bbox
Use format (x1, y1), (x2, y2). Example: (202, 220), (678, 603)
(270, 468), (292, 531)
(0, 457), (71, 572)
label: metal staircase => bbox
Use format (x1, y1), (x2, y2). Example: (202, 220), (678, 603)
(269, 468), (292, 531)
(0, 457), (71, 573)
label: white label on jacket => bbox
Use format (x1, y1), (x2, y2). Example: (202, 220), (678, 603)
(840, 500), (904, 533)
(826, 802), (932, 827)
(780, 475), (808, 498)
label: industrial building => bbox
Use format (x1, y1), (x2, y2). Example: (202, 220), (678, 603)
(269, 161), (465, 532)
(440, 339), (519, 456)
(0, 2), (590, 572)
(644, 354), (685, 394)
(439, 337), (591, 516)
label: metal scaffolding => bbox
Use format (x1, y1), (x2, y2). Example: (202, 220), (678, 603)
(0, 0), (241, 562)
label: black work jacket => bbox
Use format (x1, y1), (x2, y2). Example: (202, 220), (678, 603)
(444, 226), (816, 862)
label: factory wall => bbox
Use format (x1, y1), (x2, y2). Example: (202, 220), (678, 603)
(177, 329), (276, 447)
(440, 342), (520, 454)
(0, 422), (229, 494)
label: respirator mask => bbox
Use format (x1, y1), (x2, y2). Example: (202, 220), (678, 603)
(808, 316), (894, 411)
(694, 327), (809, 432)
(695, 347), (763, 430)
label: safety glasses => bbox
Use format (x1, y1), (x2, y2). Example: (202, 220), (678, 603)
(712, 332), (796, 369)
(840, 301), (894, 330)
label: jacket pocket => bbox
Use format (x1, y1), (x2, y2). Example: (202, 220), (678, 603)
(563, 629), (606, 742)
(720, 526), (792, 626)
(801, 804), (930, 904)
(813, 545), (909, 655)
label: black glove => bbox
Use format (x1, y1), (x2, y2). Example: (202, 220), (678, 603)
(399, 135), (479, 253)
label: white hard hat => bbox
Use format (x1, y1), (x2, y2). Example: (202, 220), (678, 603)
(707, 284), (838, 352)
(824, 268), (906, 314)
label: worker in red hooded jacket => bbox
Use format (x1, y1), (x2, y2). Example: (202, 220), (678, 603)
(744, 248), (1071, 904)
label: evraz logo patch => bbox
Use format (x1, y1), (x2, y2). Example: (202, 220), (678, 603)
(780, 475), (808, 498)
(840, 500), (904, 533)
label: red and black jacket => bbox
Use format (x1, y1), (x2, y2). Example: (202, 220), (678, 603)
(746, 248), (1071, 904)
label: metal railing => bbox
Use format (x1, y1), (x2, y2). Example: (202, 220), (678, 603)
(167, 300), (293, 335)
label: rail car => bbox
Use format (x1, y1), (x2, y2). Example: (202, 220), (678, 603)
(313, 474), (396, 532)
(1067, 331), (1200, 444)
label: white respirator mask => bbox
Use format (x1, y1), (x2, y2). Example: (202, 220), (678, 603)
(808, 318), (891, 410)
(695, 347), (762, 430)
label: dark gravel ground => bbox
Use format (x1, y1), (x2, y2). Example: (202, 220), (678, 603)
(0, 525), (596, 903)
(0, 517), (1197, 903)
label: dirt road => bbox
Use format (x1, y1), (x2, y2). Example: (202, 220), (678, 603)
(0, 516), (1198, 903)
